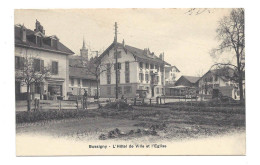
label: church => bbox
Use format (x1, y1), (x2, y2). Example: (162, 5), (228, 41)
(68, 39), (99, 99)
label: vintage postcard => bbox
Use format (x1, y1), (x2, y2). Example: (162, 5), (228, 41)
(15, 8), (245, 156)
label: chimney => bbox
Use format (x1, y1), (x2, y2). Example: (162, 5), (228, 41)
(159, 54), (162, 59)
(162, 52), (165, 61)
(122, 39), (125, 47)
(21, 25), (27, 42)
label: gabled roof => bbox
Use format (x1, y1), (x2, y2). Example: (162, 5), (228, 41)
(99, 42), (170, 65)
(197, 67), (239, 82)
(165, 65), (180, 72)
(182, 76), (200, 83)
(15, 25), (74, 55)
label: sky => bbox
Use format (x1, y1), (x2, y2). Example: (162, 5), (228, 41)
(14, 9), (232, 76)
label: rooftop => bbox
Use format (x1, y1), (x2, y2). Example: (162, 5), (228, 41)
(15, 23), (74, 55)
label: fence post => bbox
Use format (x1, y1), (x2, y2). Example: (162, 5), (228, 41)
(160, 97), (162, 105)
(59, 100), (61, 111)
(134, 98), (136, 106)
(150, 98), (152, 105)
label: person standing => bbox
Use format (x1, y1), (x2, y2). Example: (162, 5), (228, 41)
(83, 90), (88, 110)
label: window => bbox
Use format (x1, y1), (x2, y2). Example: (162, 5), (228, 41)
(107, 87), (111, 95)
(139, 62), (143, 69)
(106, 63), (111, 74)
(160, 66), (164, 72)
(150, 64), (154, 69)
(114, 51), (122, 59)
(114, 63), (121, 70)
(139, 73), (144, 82)
(71, 78), (74, 86)
(82, 79), (88, 87)
(114, 87), (122, 94)
(145, 73), (149, 83)
(51, 61), (58, 74)
(156, 88), (160, 94)
(161, 88), (164, 95)
(125, 61), (129, 71)
(214, 75), (218, 81)
(146, 87), (149, 93)
(145, 63), (149, 69)
(77, 79), (81, 86)
(156, 76), (159, 83)
(15, 56), (24, 69)
(155, 65), (159, 70)
(33, 59), (41, 72)
(117, 71), (120, 83)
(124, 86), (132, 94)
(125, 72), (130, 83)
(107, 74), (111, 84)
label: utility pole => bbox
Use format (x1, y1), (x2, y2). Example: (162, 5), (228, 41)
(114, 22), (119, 99)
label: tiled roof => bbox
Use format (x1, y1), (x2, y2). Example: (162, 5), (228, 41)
(182, 76), (200, 83)
(99, 42), (170, 65)
(15, 25), (74, 55)
(69, 66), (96, 80)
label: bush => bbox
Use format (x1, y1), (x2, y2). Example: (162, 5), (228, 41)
(104, 100), (132, 110)
(16, 110), (94, 124)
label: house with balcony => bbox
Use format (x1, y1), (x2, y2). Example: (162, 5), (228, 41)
(99, 40), (169, 98)
(15, 20), (74, 100)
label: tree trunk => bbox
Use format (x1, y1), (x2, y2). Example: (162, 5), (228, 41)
(27, 84), (31, 111)
(96, 75), (100, 108)
(239, 76), (244, 104)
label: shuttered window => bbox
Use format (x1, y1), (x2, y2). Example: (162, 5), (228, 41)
(52, 61), (58, 75)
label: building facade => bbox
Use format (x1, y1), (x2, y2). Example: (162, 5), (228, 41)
(197, 69), (240, 100)
(165, 75), (200, 97)
(15, 20), (74, 100)
(165, 65), (181, 85)
(99, 41), (167, 98)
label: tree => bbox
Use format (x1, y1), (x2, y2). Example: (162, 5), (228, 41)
(15, 49), (51, 111)
(210, 8), (245, 103)
(82, 55), (113, 106)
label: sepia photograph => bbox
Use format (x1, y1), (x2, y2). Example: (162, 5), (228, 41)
(14, 8), (245, 156)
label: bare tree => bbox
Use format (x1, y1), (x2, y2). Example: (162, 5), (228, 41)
(15, 49), (51, 111)
(82, 55), (113, 105)
(210, 8), (245, 103)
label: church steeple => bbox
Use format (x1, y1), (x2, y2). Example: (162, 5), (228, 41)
(82, 37), (86, 49)
(80, 37), (88, 60)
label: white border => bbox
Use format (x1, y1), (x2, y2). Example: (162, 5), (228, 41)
(1, 0), (260, 165)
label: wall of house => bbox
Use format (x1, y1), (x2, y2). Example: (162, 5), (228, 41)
(15, 46), (70, 99)
(99, 46), (165, 98)
(198, 71), (240, 100)
(68, 78), (99, 96)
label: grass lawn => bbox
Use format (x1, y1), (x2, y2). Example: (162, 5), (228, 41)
(16, 105), (245, 142)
